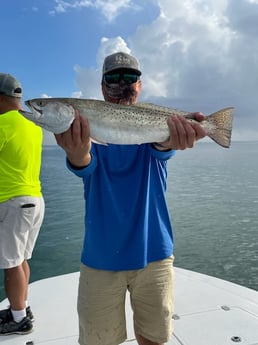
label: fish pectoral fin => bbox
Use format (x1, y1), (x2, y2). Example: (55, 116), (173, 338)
(90, 137), (108, 146)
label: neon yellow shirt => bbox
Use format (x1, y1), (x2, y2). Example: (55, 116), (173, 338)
(0, 110), (43, 202)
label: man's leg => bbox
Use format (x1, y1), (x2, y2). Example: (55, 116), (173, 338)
(0, 263), (32, 334)
(4, 260), (27, 311)
(136, 333), (163, 345)
(22, 260), (30, 303)
(130, 256), (174, 345)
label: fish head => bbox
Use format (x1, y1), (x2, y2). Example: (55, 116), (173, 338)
(19, 98), (75, 134)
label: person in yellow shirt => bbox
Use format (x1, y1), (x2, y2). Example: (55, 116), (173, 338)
(0, 73), (45, 335)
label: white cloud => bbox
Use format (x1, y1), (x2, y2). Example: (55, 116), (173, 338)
(50, 0), (134, 21)
(95, 0), (133, 22)
(97, 37), (131, 67)
(130, 0), (236, 100)
(40, 94), (52, 98)
(50, 0), (92, 16)
(71, 0), (258, 140)
(71, 91), (83, 98)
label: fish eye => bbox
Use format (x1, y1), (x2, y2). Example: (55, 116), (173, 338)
(37, 100), (45, 107)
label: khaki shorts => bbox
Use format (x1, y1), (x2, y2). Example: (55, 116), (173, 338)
(0, 196), (45, 269)
(78, 256), (174, 345)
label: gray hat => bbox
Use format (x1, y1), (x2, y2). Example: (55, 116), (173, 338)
(102, 52), (141, 76)
(0, 73), (22, 98)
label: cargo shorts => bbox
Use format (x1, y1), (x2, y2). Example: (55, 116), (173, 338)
(78, 256), (174, 345)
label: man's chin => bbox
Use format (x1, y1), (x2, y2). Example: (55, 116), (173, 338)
(106, 96), (132, 105)
(118, 98), (131, 105)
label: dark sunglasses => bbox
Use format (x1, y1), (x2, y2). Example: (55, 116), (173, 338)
(104, 73), (139, 85)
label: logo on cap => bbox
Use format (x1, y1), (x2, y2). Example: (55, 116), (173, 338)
(115, 54), (131, 66)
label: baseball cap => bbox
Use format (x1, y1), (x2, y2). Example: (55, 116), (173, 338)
(102, 52), (141, 76)
(0, 73), (22, 98)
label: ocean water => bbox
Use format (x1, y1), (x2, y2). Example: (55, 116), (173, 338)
(0, 141), (258, 300)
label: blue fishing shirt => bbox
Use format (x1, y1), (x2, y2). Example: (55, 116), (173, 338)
(67, 143), (176, 271)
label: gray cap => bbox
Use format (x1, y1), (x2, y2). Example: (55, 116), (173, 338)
(102, 52), (141, 76)
(0, 73), (22, 98)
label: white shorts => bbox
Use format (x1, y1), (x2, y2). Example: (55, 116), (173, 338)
(0, 196), (45, 269)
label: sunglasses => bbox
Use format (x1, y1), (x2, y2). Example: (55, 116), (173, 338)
(104, 73), (139, 85)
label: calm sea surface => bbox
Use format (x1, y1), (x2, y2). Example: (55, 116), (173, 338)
(0, 141), (258, 300)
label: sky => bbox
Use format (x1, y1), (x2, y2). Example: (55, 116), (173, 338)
(1, 0), (258, 145)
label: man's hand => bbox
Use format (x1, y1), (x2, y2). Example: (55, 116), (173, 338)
(54, 109), (91, 168)
(155, 112), (206, 150)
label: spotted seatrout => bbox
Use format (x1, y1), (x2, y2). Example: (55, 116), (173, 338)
(20, 98), (234, 148)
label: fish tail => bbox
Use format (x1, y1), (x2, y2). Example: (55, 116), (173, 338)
(206, 107), (234, 148)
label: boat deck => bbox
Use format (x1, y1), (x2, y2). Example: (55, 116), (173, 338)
(0, 267), (258, 345)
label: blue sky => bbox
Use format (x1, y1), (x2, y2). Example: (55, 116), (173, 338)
(1, 0), (258, 144)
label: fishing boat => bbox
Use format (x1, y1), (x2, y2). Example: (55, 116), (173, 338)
(0, 267), (257, 345)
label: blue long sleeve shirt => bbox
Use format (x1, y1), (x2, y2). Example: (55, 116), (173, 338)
(67, 143), (175, 271)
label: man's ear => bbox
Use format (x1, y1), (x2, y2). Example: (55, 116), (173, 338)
(137, 79), (142, 94)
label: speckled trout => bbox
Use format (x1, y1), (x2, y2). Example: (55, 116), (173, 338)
(20, 98), (234, 148)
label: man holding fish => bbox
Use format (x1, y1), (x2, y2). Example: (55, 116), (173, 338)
(55, 52), (206, 345)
